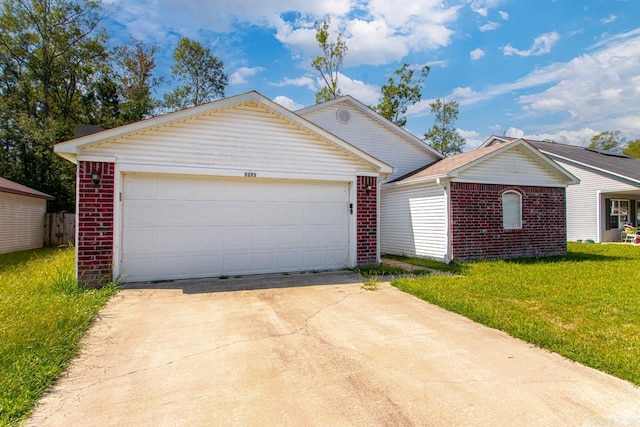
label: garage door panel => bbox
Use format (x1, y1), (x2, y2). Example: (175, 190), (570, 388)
(159, 229), (193, 254)
(122, 174), (351, 282)
(193, 229), (223, 251)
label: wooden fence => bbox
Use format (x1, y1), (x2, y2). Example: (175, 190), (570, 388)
(44, 213), (75, 247)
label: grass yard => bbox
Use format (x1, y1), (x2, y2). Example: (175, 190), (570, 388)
(0, 248), (117, 426)
(392, 242), (640, 386)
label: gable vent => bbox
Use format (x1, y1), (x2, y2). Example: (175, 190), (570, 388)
(336, 108), (351, 124)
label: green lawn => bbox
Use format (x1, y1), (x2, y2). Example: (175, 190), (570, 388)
(0, 248), (117, 426)
(391, 242), (640, 385)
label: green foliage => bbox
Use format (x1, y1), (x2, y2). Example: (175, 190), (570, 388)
(374, 64), (430, 127)
(393, 243), (640, 385)
(622, 139), (640, 158)
(0, 248), (118, 425)
(589, 130), (626, 152)
(311, 20), (348, 103)
(115, 39), (162, 123)
(0, 0), (109, 212)
(424, 99), (465, 156)
(164, 37), (227, 111)
(383, 254), (462, 273)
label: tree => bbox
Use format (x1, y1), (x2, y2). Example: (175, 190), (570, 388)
(589, 130), (626, 152)
(374, 64), (430, 127)
(0, 0), (110, 211)
(623, 139), (640, 158)
(164, 37), (227, 111)
(424, 99), (465, 156)
(311, 20), (348, 103)
(116, 39), (161, 122)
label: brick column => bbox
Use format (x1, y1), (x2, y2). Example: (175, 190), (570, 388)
(357, 176), (378, 265)
(77, 161), (115, 287)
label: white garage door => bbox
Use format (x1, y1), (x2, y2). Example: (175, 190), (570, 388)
(121, 174), (351, 282)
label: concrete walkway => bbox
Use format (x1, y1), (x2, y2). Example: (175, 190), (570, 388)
(29, 271), (640, 426)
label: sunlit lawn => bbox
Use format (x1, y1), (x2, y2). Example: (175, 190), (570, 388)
(391, 242), (640, 385)
(0, 248), (117, 426)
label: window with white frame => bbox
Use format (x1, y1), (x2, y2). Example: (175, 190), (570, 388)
(609, 199), (630, 229)
(502, 190), (522, 229)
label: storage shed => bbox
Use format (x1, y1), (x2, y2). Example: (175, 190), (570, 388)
(0, 177), (54, 254)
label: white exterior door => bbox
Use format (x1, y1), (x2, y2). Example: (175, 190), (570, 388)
(121, 173), (350, 282)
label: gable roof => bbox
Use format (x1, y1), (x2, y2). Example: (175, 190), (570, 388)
(390, 139), (579, 185)
(54, 91), (392, 175)
(483, 135), (640, 185)
(296, 95), (444, 159)
(0, 177), (54, 200)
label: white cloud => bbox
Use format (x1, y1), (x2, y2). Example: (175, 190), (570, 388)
(273, 96), (304, 111)
(523, 128), (598, 146)
(451, 87), (478, 98)
(470, 0), (503, 17)
(337, 74), (380, 105)
(479, 21), (500, 32)
(498, 10), (509, 20)
(229, 66), (264, 85)
(457, 129), (483, 150)
(272, 76), (318, 91)
(503, 31), (560, 56)
(470, 48), (485, 61)
(601, 14), (617, 24)
(505, 127), (525, 138)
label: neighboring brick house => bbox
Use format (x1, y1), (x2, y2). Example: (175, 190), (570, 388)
(380, 139), (579, 262)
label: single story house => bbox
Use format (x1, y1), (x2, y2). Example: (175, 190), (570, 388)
(379, 139), (579, 262)
(483, 136), (640, 243)
(54, 91), (392, 285)
(55, 92), (578, 285)
(0, 177), (54, 254)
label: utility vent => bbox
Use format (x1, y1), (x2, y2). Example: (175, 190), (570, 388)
(336, 108), (351, 124)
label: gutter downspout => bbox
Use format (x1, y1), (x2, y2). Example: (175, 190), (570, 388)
(436, 177), (452, 263)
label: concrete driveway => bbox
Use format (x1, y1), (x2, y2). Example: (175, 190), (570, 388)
(30, 271), (640, 426)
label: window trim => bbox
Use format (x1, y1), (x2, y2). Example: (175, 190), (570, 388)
(502, 190), (522, 230)
(609, 199), (630, 230)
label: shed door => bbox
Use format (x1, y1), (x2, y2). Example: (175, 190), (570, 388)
(121, 174), (350, 282)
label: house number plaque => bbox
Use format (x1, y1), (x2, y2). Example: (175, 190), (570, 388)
(244, 172), (257, 177)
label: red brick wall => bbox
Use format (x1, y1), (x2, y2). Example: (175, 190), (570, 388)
(77, 161), (115, 286)
(357, 176), (378, 264)
(450, 182), (567, 261)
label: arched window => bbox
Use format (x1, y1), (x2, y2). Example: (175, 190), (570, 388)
(502, 190), (522, 229)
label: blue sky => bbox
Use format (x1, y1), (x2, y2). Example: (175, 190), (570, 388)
(101, 0), (640, 150)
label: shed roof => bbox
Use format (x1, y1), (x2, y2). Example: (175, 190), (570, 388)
(0, 177), (54, 200)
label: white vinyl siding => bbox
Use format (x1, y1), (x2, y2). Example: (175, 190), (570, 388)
(458, 145), (565, 186)
(300, 102), (440, 180)
(0, 193), (46, 254)
(381, 182), (447, 261)
(82, 102), (370, 177)
(121, 174), (351, 282)
(554, 159), (639, 242)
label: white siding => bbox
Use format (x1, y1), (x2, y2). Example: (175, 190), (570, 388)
(300, 102), (440, 180)
(556, 160), (639, 242)
(82, 102), (370, 177)
(459, 145), (565, 186)
(381, 182), (447, 260)
(0, 193), (46, 254)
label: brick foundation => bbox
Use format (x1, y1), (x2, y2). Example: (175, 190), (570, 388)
(77, 161), (115, 286)
(357, 176), (378, 264)
(450, 182), (567, 261)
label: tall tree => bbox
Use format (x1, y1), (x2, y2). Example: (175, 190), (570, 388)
(164, 37), (227, 111)
(589, 130), (626, 152)
(0, 0), (109, 211)
(116, 39), (161, 122)
(623, 139), (640, 158)
(374, 64), (430, 127)
(424, 99), (465, 156)
(311, 19), (348, 103)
